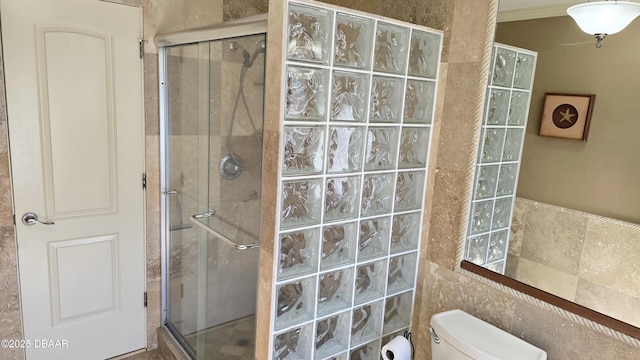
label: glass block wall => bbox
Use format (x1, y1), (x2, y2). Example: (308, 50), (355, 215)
(273, 1), (442, 359)
(465, 43), (537, 274)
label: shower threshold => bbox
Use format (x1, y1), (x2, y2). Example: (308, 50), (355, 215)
(183, 315), (256, 360)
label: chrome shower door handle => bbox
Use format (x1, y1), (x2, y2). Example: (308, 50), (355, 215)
(21, 212), (55, 226)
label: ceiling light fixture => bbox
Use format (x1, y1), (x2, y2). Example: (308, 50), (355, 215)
(567, 0), (640, 48)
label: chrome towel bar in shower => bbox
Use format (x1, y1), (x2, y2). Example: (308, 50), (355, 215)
(190, 212), (259, 250)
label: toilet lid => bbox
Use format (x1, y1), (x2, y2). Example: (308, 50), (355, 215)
(431, 310), (547, 360)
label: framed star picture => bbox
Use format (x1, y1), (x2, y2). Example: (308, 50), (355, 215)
(539, 93), (596, 141)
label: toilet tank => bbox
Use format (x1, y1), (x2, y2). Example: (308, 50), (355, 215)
(430, 310), (547, 360)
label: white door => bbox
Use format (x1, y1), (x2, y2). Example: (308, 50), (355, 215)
(1, 0), (146, 358)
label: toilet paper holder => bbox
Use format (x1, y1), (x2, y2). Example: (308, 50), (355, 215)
(381, 331), (414, 360)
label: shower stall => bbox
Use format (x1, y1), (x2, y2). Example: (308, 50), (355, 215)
(156, 15), (267, 359)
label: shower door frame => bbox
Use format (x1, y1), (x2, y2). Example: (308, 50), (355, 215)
(156, 13), (268, 354)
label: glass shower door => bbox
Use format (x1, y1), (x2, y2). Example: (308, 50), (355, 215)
(162, 33), (265, 359)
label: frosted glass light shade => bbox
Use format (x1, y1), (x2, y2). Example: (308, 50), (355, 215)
(567, 1), (640, 35)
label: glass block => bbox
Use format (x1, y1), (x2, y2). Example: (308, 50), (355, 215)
(488, 229), (509, 263)
(502, 128), (524, 162)
(480, 128), (505, 163)
(354, 259), (387, 305)
(394, 171), (426, 212)
(466, 234), (489, 265)
(369, 76), (404, 123)
(350, 340), (381, 360)
(351, 301), (384, 346)
(273, 323), (313, 360)
(324, 352), (348, 360)
(286, 66), (329, 121)
(287, 3), (332, 64)
(398, 127), (430, 169)
(331, 71), (369, 121)
(373, 22), (409, 74)
(387, 252), (417, 294)
(408, 29), (440, 79)
(474, 164), (499, 200)
(281, 178), (322, 230)
(361, 173), (394, 216)
(327, 126), (366, 174)
(314, 311), (351, 359)
(358, 216), (391, 261)
(487, 261), (505, 274)
(317, 268), (354, 317)
(364, 127), (399, 171)
(492, 47), (516, 87)
(325, 176), (361, 222)
(275, 276), (317, 330)
(321, 222), (358, 270)
(492, 197), (513, 230)
(383, 291), (413, 334)
(283, 126), (326, 175)
(514, 53), (536, 90)
(334, 13), (375, 70)
(469, 199), (493, 235)
(496, 163), (519, 196)
(391, 212), (420, 254)
(508, 91), (530, 126)
(278, 227), (320, 281)
(486, 89), (509, 125)
(403, 80), (436, 124)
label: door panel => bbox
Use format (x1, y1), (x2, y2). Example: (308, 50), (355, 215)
(37, 26), (117, 217)
(1, 0), (146, 358)
(49, 234), (119, 324)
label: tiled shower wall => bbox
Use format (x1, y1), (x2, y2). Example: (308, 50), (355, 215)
(270, 1), (441, 358)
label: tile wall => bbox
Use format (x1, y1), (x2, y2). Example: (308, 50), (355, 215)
(508, 197), (640, 329)
(270, 1), (442, 358)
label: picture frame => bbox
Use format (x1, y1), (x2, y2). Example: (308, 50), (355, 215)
(539, 93), (596, 141)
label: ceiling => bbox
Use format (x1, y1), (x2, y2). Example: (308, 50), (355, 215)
(498, 0), (581, 22)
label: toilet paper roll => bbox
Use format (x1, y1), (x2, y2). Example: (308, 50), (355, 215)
(381, 335), (411, 360)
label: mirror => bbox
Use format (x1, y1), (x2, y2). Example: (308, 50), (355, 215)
(465, 1), (640, 336)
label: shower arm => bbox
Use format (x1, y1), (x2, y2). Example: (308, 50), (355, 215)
(190, 212), (259, 250)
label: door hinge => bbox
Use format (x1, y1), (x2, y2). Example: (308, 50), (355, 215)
(144, 292), (148, 307)
(142, 173), (147, 190)
(139, 38), (146, 59)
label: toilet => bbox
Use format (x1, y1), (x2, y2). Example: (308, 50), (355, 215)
(430, 310), (547, 360)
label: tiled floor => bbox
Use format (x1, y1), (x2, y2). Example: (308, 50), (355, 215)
(183, 315), (256, 360)
(121, 350), (164, 360)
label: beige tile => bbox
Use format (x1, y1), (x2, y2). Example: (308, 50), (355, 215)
(515, 257), (578, 302)
(503, 254), (519, 278)
(426, 168), (468, 269)
(519, 205), (587, 275)
(144, 53), (159, 136)
(0, 177), (13, 227)
(508, 198), (527, 257)
(448, 0), (495, 64)
(223, 0), (268, 21)
(512, 301), (640, 359)
(436, 62), (487, 173)
(580, 218), (640, 298)
(575, 279), (640, 329)
(379, 0), (447, 29)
